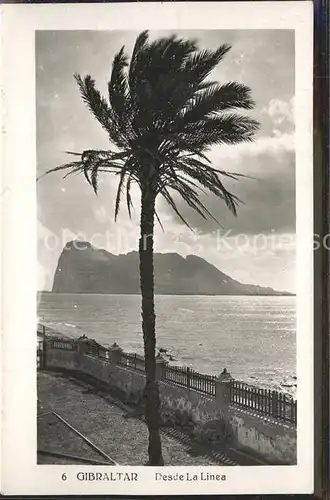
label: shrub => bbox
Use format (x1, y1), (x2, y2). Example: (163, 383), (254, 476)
(160, 405), (195, 434)
(193, 416), (234, 446)
(125, 388), (143, 406)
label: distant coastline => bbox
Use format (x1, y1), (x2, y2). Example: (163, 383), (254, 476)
(38, 290), (295, 296)
(49, 241), (294, 297)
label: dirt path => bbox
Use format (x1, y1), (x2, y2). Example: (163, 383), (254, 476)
(38, 371), (223, 466)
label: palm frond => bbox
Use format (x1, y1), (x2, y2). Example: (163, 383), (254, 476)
(196, 80), (218, 91)
(160, 187), (193, 230)
(90, 164), (99, 194)
(177, 114), (259, 149)
(36, 161), (83, 181)
(40, 31), (260, 232)
(169, 179), (221, 225)
(63, 164), (86, 179)
(108, 46), (132, 134)
(74, 74), (126, 148)
(115, 169), (127, 220)
(126, 172), (135, 219)
(178, 159), (242, 215)
(184, 44), (231, 85)
(154, 210), (165, 232)
(64, 151), (82, 156)
(170, 172), (208, 195)
(128, 30), (149, 91)
(176, 153), (254, 180)
(114, 156), (139, 220)
(181, 82), (255, 124)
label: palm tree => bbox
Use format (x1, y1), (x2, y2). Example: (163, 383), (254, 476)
(40, 31), (259, 465)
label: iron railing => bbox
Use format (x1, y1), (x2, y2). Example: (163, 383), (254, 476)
(38, 323), (297, 426)
(118, 352), (145, 373)
(229, 380), (297, 425)
(162, 364), (216, 396)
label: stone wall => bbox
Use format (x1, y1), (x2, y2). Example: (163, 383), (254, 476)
(78, 354), (116, 384)
(44, 345), (77, 371)
(159, 381), (220, 424)
(43, 341), (297, 465)
(230, 407), (296, 465)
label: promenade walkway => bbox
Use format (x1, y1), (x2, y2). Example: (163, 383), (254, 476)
(38, 371), (231, 466)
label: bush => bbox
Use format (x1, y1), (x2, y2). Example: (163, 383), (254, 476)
(125, 389), (143, 406)
(159, 405), (234, 446)
(160, 407), (174, 427)
(160, 406), (195, 434)
(193, 416), (234, 446)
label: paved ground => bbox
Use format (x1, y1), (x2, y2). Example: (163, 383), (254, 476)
(38, 371), (226, 466)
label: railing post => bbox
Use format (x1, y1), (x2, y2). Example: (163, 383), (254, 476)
(187, 367), (191, 389)
(155, 356), (167, 381)
(215, 369), (232, 415)
(290, 397), (294, 423)
(108, 343), (123, 365)
(272, 390), (278, 419)
(41, 338), (46, 370)
(74, 337), (89, 369)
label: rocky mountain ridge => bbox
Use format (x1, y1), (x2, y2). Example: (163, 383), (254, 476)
(51, 241), (293, 296)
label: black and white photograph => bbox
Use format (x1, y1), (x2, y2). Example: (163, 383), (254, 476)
(36, 27), (297, 467)
(1, 2), (314, 496)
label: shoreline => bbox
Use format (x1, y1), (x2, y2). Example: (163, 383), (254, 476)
(37, 332), (297, 465)
(37, 321), (297, 399)
(38, 291), (296, 297)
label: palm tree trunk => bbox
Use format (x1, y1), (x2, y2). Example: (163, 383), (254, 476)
(139, 189), (163, 466)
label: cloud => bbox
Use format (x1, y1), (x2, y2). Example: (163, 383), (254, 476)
(259, 97), (294, 138)
(207, 133), (294, 168)
(160, 92), (295, 235)
(163, 146), (295, 235)
(152, 225), (296, 292)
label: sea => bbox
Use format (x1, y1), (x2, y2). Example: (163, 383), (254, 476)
(37, 293), (296, 396)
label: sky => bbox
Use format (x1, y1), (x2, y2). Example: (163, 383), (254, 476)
(36, 29), (295, 292)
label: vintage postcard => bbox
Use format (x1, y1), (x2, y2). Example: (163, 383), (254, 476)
(1, 1), (314, 495)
